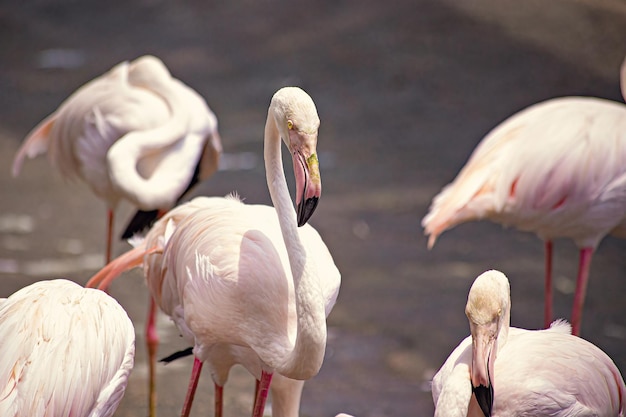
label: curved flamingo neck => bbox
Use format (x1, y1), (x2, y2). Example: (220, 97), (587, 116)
(264, 111), (302, 265)
(106, 76), (199, 209)
(262, 108), (327, 379)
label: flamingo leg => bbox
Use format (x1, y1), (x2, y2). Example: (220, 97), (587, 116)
(252, 371), (273, 417)
(106, 209), (114, 264)
(544, 240), (553, 328)
(181, 357), (204, 417)
(214, 384), (224, 417)
(250, 379), (260, 417)
(571, 247), (593, 336)
(147, 296), (159, 417)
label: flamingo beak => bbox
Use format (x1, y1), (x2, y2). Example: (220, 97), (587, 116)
(472, 381), (493, 417)
(290, 130), (321, 226)
(470, 324), (496, 417)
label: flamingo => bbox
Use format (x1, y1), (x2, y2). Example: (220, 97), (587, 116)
(0, 279), (135, 417)
(87, 196), (314, 417)
(11, 54), (222, 263)
(432, 269), (626, 417)
(87, 86), (341, 417)
(422, 57), (626, 335)
(11, 54), (221, 417)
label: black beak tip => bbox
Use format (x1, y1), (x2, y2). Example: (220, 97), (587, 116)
(159, 346), (194, 364)
(297, 197), (319, 227)
(472, 384), (493, 417)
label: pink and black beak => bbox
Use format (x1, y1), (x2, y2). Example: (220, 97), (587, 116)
(290, 131), (322, 227)
(470, 324), (496, 417)
(472, 375), (493, 417)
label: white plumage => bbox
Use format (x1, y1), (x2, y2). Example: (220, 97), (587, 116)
(422, 97), (626, 246)
(11, 56), (221, 417)
(432, 270), (625, 417)
(423, 57), (626, 335)
(89, 196), (321, 417)
(87, 87), (340, 417)
(0, 279), (135, 417)
(12, 54), (222, 262)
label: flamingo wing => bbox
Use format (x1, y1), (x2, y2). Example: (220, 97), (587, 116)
(495, 326), (626, 416)
(161, 199), (291, 350)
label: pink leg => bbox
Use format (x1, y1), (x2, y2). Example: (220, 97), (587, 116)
(252, 371), (273, 417)
(106, 209), (114, 264)
(181, 357), (204, 417)
(215, 384), (224, 417)
(571, 247), (593, 336)
(146, 296), (159, 417)
(544, 240), (553, 328)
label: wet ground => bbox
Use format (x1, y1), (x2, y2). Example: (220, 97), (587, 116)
(1, 0), (626, 416)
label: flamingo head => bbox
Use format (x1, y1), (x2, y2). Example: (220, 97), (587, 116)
(272, 87), (322, 226)
(465, 270), (511, 417)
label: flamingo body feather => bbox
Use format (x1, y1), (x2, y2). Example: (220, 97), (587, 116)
(87, 87), (338, 417)
(0, 279), (135, 417)
(423, 97), (626, 249)
(12, 55), (221, 212)
(433, 270), (626, 417)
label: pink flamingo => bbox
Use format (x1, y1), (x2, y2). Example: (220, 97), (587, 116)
(12, 55), (222, 417)
(432, 269), (625, 417)
(87, 87), (341, 417)
(422, 57), (626, 335)
(0, 279), (135, 416)
(12, 54), (222, 264)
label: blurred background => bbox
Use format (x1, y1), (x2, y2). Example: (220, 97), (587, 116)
(1, 0), (625, 416)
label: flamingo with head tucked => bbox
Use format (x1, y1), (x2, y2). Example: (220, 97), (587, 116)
(0, 279), (135, 417)
(11, 55), (221, 417)
(432, 269), (625, 417)
(87, 87), (341, 417)
(12, 54), (222, 263)
(422, 57), (626, 335)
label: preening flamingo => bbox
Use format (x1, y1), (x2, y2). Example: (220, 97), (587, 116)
(11, 54), (222, 264)
(432, 269), (626, 417)
(87, 87), (341, 417)
(0, 279), (135, 417)
(12, 55), (221, 416)
(422, 57), (626, 335)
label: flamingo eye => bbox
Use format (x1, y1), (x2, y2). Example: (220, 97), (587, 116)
(287, 120), (294, 130)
